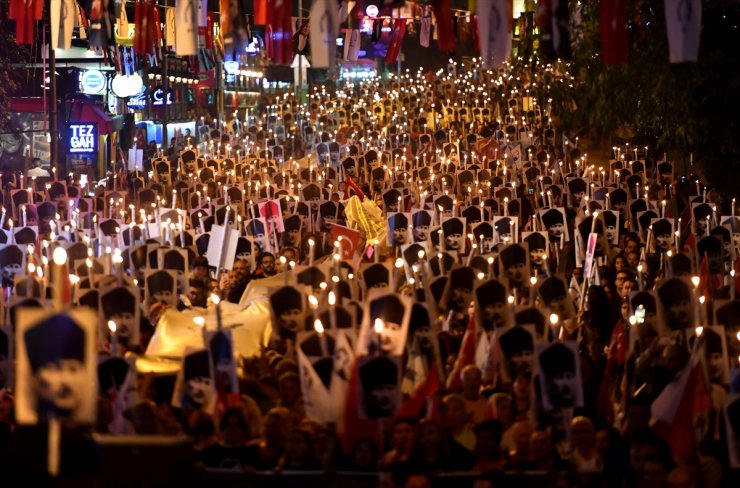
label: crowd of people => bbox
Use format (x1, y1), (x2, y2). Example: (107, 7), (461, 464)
(0, 57), (738, 488)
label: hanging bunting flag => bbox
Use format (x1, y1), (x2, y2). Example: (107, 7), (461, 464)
(78, 5), (88, 40)
(151, 3), (163, 62)
(295, 19), (310, 55)
(267, 0), (294, 65)
(9, 0), (43, 45)
(131, 0), (161, 57)
(477, 0), (512, 69)
(219, 0), (232, 48)
(51, 0), (78, 49)
(350, 0), (366, 23)
(175, 0), (198, 56)
(471, 14), (480, 52)
(385, 19), (407, 63)
(420, 9), (432, 48)
(217, 0), (251, 57)
(536, 0), (572, 61)
(371, 18), (383, 43)
(310, 0), (339, 69)
(198, 0), (208, 27)
(116, 0), (129, 39)
(51, 0), (61, 50)
(254, 0), (268, 25)
(60, 0), (76, 49)
(164, 7), (175, 48)
(665, 0), (702, 63)
(233, 0), (253, 54)
(600, 0), (627, 65)
(87, 0), (114, 48)
(430, 0), (456, 53)
(339, 1), (349, 24)
(457, 15), (468, 42)
(265, 23), (274, 59)
(344, 29), (361, 61)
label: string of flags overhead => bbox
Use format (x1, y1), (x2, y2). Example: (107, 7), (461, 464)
(6, 0), (703, 70)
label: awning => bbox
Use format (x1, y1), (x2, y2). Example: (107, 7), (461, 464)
(9, 97), (47, 112)
(68, 99), (113, 134)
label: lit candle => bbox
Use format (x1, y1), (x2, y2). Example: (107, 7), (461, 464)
(211, 293), (223, 330)
(314, 319), (329, 357)
(374, 318), (384, 354)
(108, 320), (118, 356)
(52, 246), (67, 311)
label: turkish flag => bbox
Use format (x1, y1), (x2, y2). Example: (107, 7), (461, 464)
(600, 0), (628, 65)
(431, 0), (456, 53)
(253, 0), (267, 24)
(445, 313), (477, 391)
(330, 223), (361, 259)
(267, 0), (294, 65)
(385, 19), (407, 63)
(471, 15), (480, 52)
(340, 360), (380, 452)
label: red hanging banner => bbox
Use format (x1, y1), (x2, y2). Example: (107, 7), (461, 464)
(431, 0), (456, 53)
(266, 0), (294, 65)
(471, 14), (480, 52)
(600, 0), (628, 65)
(9, 0), (43, 45)
(385, 19), (407, 63)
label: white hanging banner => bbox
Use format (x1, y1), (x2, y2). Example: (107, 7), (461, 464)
(420, 14), (432, 48)
(51, 0), (61, 50)
(664, 0), (702, 63)
(58, 0), (76, 49)
(198, 0), (208, 27)
(175, 0), (199, 56)
(476, 0), (512, 69)
(165, 7), (176, 48)
(309, 0), (339, 69)
(344, 28), (360, 61)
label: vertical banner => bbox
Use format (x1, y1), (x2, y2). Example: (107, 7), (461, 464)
(88, 0), (113, 48)
(385, 19), (407, 63)
(665, 0), (702, 63)
(471, 14), (480, 52)
(344, 28), (361, 61)
(420, 11), (432, 48)
(51, 0), (61, 50)
(267, 0), (294, 65)
(165, 7), (176, 47)
(477, 0), (512, 69)
(600, 0), (627, 65)
(197, 0), (207, 27)
(175, 0), (198, 55)
(431, 0), (456, 53)
(219, 0), (232, 47)
(254, 0), (267, 25)
(537, 0), (571, 60)
(310, 0), (339, 69)
(58, 0), (76, 49)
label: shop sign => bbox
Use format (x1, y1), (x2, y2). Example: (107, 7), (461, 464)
(69, 124), (97, 154)
(80, 70), (106, 95)
(152, 87), (174, 106)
